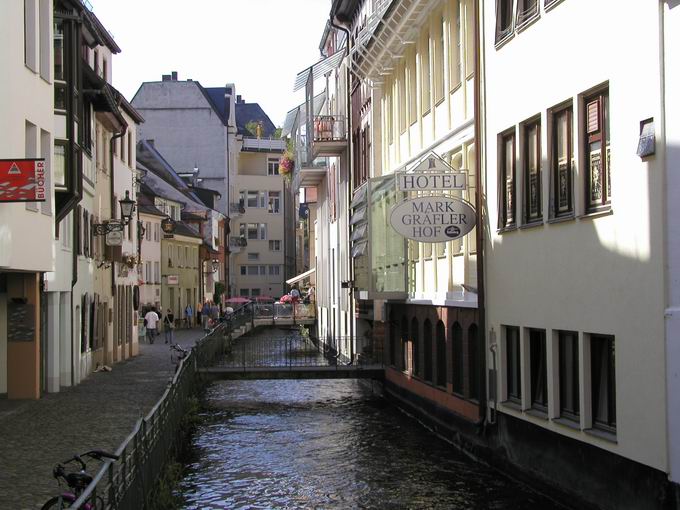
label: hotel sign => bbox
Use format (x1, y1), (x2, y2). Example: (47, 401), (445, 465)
(0, 159), (47, 202)
(390, 196), (476, 243)
(397, 155), (466, 191)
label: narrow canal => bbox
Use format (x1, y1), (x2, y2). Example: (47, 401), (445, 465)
(179, 331), (561, 509)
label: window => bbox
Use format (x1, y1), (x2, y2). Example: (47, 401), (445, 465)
(54, 141), (67, 189)
(239, 288), (249, 296)
(269, 265), (280, 276)
(411, 318), (420, 377)
(247, 266), (259, 276)
(268, 158), (279, 175)
(495, 0), (514, 44)
(242, 223), (259, 240)
(551, 105), (573, 217)
(559, 331), (579, 420)
(408, 49), (417, 124)
(424, 320), (433, 383)
(434, 15), (445, 104)
(505, 326), (521, 403)
(499, 131), (516, 228)
(269, 240), (281, 251)
(449, 0), (462, 90)
(39, 0), (49, 80)
(591, 335), (616, 432)
(144, 261), (151, 283)
(247, 191), (258, 208)
(24, 0), (37, 71)
(584, 89), (611, 211)
(400, 317), (409, 372)
(154, 223), (160, 242)
(420, 30), (431, 113)
(268, 192), (280, 213)
(53, 18), (66, 111)
(251, 288), (261, 297)
(240, 266), (247, 276)
(436, 322), (447, 388)
(452, 322), (464, 394)
(247, 252), (259, 261)
(523, 119), (541, 222)
(516, 0), (538, 26)
(468, 325), (480, 400)
(259, 223), (267, 240)
(529, 329), (547, 411)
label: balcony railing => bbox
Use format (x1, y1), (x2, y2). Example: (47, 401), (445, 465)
(241, 136), (287, 152)
(313, 115), (346, 142)
(229, 236), (247, 249)
(230, 201), (245, 215)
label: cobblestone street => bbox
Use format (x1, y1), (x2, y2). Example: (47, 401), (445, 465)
(0, 329), (203, 510)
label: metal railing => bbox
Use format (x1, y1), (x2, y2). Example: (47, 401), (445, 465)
(70, 324), (230, 509)
(313, 115), (346, 141)
(241, 137), (287, 152)
(215, 335), (381, 369)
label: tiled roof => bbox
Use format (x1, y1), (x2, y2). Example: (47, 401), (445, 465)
(235, 102), (277, 137)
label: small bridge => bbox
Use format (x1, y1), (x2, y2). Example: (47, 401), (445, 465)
(197, 323), (384, 381)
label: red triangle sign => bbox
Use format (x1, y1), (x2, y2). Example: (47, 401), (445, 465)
(7, 163), (21, 175)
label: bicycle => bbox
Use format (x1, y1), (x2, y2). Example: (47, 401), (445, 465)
(41, 449), (119, 509)
(170, 343), (189, 370)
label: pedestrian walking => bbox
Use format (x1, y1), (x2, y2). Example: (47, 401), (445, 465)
(185, 303), (193, 328)
(163, 308), (175, 344)
(144, 307), (160, 344)
(196, 301), (203, 326)
(202, 300), (211, 331)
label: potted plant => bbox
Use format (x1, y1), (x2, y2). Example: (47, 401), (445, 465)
(278, 150), (295, 183)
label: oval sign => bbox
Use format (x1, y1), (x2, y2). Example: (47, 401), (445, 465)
(389, 196), (476, 243)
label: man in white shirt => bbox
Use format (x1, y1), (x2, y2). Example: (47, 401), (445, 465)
(144, 307), (160, 344)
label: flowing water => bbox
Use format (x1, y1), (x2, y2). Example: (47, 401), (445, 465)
(179, 376), (561, 509)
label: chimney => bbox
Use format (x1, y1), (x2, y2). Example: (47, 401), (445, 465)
(162, 74), (171, 81)
(171, 71), (178, 81)
(237, 95), (243, 104)
(147, 139), (155, 148)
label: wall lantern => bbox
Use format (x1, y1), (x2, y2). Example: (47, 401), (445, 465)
(119, 190), (136, 225)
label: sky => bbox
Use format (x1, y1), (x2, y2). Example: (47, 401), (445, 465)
(89, 0), (331, 127)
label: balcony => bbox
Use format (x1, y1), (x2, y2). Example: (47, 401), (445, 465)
(229, 236), (247, 253)
(312, 115), (347, 157)
(297, 153), (329, 188)
(241, 136), (287, 153)
(230, 201), (245, 217)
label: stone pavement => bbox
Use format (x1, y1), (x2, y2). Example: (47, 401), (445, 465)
(0, 327), (205, 510)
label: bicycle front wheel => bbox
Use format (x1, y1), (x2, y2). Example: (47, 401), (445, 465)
(40, 495), (75, 509)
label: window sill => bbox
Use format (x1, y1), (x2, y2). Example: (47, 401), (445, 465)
(579, 208), (613, 221)
(497, 225), (517, 234)
(545, 0), (566, 13)
(494, 32), (515, 50)
(553, 416), (581, 431)
(519, 220), (543, 230)
(526, 408), (549, 420)
(501, 399), (523, 412)
(515, 13), (540, 34)
(584, 427), (617, 444)
(547, 214), (575, 225)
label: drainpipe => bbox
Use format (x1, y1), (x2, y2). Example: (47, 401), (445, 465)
(110, 128), (127, 297)
(473, 0), (488, 432)
(330, 16), (354, 362)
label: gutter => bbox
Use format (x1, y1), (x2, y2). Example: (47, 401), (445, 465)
(473, 0), (488, 432)
(330, 15), (355, 361)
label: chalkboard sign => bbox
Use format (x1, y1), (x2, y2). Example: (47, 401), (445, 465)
(7, 302), (35, 342)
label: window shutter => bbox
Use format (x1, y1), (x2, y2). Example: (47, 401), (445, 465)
(587, 100), (600, 134)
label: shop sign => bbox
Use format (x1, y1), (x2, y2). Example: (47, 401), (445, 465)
(0, 159), (47, 202)
(167, 275), (179, 285)
(397, 171), (466, 192)
(161, 217), (176, 234)
(390, 196), (476, 243)
(106, 227), (123, 246)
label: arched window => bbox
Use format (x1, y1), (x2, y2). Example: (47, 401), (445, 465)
(424, 319), (433, 383)
(436, 321), (447, 388)
(468, 324), (480, 400)
(401, 316), (408, 371)
(411, 317), (420, 377)
(452, 322), (464, 395)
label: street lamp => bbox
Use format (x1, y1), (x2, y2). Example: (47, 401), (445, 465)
(119, 190), (136, 225)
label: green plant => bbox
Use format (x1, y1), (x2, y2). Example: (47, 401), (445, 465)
(299, 325), (310, 339)
(213, 282), (225, 305)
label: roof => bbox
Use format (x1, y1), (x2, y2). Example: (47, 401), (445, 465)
(174, 221), (202, 239)
(331, 0), (362, 22)
(235, 102), (277, 137)
(137, 191), (166, 217)
(202, 87), (231, 126)
(282, 92), (326, 137)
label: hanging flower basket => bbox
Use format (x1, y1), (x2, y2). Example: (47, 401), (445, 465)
(279, 151), (295, 183)
(122, 253), (139, 269)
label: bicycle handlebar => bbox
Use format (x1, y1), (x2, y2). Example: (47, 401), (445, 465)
(59, 450), (119, 470)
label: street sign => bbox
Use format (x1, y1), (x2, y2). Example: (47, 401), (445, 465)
(389, 196), (476, 243)
(161, 217), (176, 234)
(0, 159), (47, 202)
(167, 275), (179, 285)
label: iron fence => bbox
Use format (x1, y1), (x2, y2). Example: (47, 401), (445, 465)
(71, 323), (229, 509)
